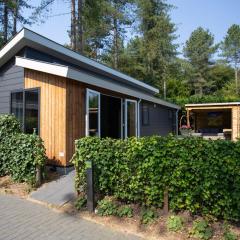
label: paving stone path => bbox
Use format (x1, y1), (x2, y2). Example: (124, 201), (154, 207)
(30, 170), (76, 206)
(0, 195), (141, 240)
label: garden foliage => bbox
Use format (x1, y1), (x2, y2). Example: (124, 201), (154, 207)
(0, 114), (46, 185)
(72, 136), (240, 220)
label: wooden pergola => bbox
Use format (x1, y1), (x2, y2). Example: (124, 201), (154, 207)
(185, 102), (240, 141)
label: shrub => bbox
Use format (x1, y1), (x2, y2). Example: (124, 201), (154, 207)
(117, 205), (133, 218)
(0, 114), (46, 185)
(223, 223), (238, 240)
(190, 219), (213, 240)
(140, 208), (157, 225)
(72, 136), (240, 221)
(97, 199), (118, 216)
(75, 196), (87, 210)
(167, 215), (184, 232)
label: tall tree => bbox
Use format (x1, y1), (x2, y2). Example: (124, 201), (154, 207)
(105, 0), (133, 69)
(184, 27), (218, 96)
(221, 24), (240, 94)
(0, 0), (33, 45)
(71, 0), (76, 50)
(136, 0), (178, 99)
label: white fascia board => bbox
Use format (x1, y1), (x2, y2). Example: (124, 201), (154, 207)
(15, 57), (180, 109)
(0, 29), (25, 60)
(23, 29), (159, 94)
(15, 57), (69, 77)
(185, 102), (240, 107)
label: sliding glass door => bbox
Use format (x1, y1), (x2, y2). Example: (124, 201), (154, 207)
(86, 89), (100, 137)
(11, 88), (40, 134)
(86, 89), (139, 139)
(125, 99), (138, 138)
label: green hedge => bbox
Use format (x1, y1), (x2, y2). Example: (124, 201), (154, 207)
(0, 114), (46, 184)
(72, 136), (240, 221)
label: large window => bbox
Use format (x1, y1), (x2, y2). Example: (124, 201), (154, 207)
(86, 89), (100, 137)
(11, 89), (40, 134)
(125, 100), (137, 138)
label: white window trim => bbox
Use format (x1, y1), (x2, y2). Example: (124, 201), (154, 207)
(86, 89), (101, 137)
(125, 99), (138, 138)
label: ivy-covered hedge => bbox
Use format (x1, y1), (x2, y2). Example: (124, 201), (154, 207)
(72, 136), (240, 221)
(0, 114), (46, 185)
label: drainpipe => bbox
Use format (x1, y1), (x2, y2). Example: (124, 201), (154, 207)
(175, 109), (179, 136)
(138, 99), (142, 138)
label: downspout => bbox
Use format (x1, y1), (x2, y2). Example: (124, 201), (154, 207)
(175, 109), (179, 136)
(138, 99), (142, 138)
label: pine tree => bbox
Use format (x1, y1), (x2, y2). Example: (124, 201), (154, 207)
(184, 27), (218, 96)
(136, 0), (178, 99)
(221, 24), (240, 94)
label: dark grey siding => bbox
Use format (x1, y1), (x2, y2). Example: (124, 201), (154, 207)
(140, 101), (176, 136)
(0, 62), (24, 114)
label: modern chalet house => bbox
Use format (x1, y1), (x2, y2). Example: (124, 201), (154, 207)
(0, 28), (180, 169)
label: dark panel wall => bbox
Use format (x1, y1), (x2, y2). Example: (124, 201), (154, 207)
(0, 61), (24, 114)
(140, 101), (176, 137)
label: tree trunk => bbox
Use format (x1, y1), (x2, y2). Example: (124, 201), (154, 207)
(113, 17), (118, 69)
(3, 1), (8, 44)
(77, 0), (84, 53)
(13, 0), (19, 36)
(235, 66), (238, 95)
(163, 79), (166, 99)
(71, 0), (76, 50)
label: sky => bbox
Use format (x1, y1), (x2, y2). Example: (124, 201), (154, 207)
(25, 0), (240, 53)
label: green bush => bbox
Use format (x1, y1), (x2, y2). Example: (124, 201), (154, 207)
(223, 223), (238, 240)
(117, 205), (133, 218)
(167, 215), (184, 232)
(72, 136), (240, 221)
(97, 199), (118, 216)
(140, 208), (158, 225)
(0, 114), (46, 185)
(75, 196), (87, 210)
(190, 219), (213, 240)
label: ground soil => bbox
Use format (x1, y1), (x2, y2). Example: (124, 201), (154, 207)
(1, 176), (239, 240)
(61, 199), (240, 240)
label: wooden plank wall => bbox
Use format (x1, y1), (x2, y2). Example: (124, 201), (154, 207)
(25, 69), (86, 166)
(25, 69), (68, 166)
(231, 106), (240, 141)
(66, 80), (85, 163)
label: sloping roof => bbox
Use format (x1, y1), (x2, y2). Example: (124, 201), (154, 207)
(0, 28), (180, 109)
(0, 28), (158, 94)
(16, 57), (180, 109)
(185, 102), (240, 108)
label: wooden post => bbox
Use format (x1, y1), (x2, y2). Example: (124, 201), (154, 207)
(187, 109), (190, 127)
(163, 189), (169, 214)
(86, 160), (95, 212)
(36, 165), (42, 187)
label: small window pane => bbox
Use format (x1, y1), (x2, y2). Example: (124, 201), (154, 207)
(11, 91), (23, 127)
(142, 103), (149, 126)
(25, 90), (39, 134)
(127, 101), (137, 137)
(88, 91), (99, 136)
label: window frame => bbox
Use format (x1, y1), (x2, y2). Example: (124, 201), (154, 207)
(142, 102), (150, 126)
(10, 87), (40, 135)
(86, 88), (101, 137)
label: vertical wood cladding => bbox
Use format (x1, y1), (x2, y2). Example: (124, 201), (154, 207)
(25, 69), (86, 166)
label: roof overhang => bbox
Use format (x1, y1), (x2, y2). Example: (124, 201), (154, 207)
(15, 57), (180, 109)
(0, 28), (159, 95)
(186, 102), (240, 108)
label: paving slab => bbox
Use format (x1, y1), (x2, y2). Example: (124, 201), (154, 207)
(0, 194), (141, 240)
(30, 170), (76, 206)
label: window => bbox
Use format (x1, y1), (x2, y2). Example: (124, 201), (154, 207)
(142, 103), (150, 126)
(125, 100), (137, 138)
(86, 89), (100, 137)
(11, 91), (23, 126)
(11, 89), (40, 134)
